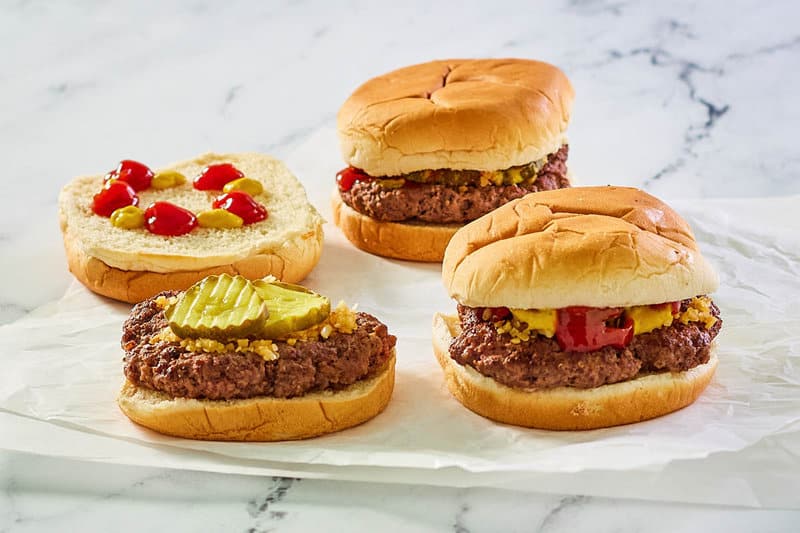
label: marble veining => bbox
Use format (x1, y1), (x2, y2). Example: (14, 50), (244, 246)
(1, 0), (799, 530)
(246, 477), (297, 530)
(538, 495), (592, 532)
(3, 451), (800, 531)
(452, 495), (471, 533)
(622, 46), (730, 185)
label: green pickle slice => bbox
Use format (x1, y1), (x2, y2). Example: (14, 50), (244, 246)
(165, 274), (268, 339)
(252, 279), (331, 339)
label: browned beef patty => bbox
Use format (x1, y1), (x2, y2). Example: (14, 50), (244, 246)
(122, 292), (396, 400)
(449, 300), (722, 390)
(339, 145), (569, 224)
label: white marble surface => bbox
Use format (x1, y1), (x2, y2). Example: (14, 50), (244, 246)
(3, 451), (800, 533)
(1, 0), (799, 530)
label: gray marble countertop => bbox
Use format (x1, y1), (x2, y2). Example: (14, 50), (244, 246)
(2, 1), (799, 531)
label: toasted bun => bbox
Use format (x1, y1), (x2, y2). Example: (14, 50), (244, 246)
(331, 191), (457, 262)
(433, 314), (716, 430)
(443, 186), (719, 309)
(63, 229), (321, 304)
(117, 355), (395, 441)
(338, 59), (574, 176)
(59, 153), (324, 303)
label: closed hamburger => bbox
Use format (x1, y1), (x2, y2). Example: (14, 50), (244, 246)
(333, 58), (574, 262)
(433, 186), (722, 430)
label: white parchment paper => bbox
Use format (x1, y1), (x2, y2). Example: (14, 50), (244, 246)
(1, 130), (798, 507)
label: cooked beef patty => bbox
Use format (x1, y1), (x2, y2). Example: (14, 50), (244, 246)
(449, 299), (721, 390)
(339, 145), (569, 224)
(122, 292), (396, 400)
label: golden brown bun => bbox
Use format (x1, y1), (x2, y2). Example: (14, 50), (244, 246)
(59, 152), (324, 303)
(117, 355), (395, 441)
(331, 190), (458, 262)
(63, 227), (322, 303)
(338, 59), (574, 176)
(443, 186), (719, 309)
(433, 314), (716, 430)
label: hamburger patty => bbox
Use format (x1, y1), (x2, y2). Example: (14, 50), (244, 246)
(339, 145), (569, 224)
(122, 292), (396, 400)
(449, 299), (722, 390)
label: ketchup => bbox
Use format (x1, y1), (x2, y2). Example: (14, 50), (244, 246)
(555, 307), (633, 352)
(194, 163), (244, 191)
(212, 191), (267, 224)
(336, 167), (372, 192)
(488, 307), (511, 321)
(144, 202), (198, 236)
(92, 180), (138, 217)
(104, 159), (154, 191)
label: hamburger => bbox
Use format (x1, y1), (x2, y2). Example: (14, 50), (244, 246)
(332, 58), (574, 262)
(117, 274), (396, 441)
(59, 152), (323, 303)
(433, 186), (722, 430)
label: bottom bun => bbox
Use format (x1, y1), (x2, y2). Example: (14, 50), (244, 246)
(432, 314), (717, 430)
(331, 191), (459, 262)
(117, 355), (395, 441)
(64, 227), (322, 304)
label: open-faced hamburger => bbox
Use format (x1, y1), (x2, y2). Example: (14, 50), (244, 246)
(433, 186), (722, 430)
(59, 153), (323, 303)
(333, 58), (574, 262)
(118, 274), (396, 441)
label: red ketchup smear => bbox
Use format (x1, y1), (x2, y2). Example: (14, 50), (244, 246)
(92, 180), (138, 217)
(555, 307), (633, 352)
(336, 167), (372, 192)
(194, 163), (244, 191)
(144, 202), (198, 236)
(213, 191), (267, 224)
(488, 307), (511, 321)
(104, 159), (154, 191)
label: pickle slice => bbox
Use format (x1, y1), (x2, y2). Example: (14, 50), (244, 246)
(165, 274), (268, 340)
(252, 279), (331, 339)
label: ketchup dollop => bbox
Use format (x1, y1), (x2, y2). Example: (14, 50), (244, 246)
(104, 159), (154, 191)
(336, 167), (372, 192)
(144, 202), (198, 236)
(92, 180), (138, 217)
(212, 191), (267, 224)
(488, 307), (511, 321)
(555, 307), (633, 352)
(194, 163), (244, 191)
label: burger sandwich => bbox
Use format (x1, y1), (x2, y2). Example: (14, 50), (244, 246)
(333, 58), (574, 262)
(118, 274), (396, 441)
(433, 186), (722, 430)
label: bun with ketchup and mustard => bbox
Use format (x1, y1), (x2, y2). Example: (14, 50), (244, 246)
(433, 186), (722, 430)
(118, 274), (396, 441)
(332, 58), (574, 262)
(59, 153), (323, 303)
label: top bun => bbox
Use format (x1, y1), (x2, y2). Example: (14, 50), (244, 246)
(442, 186), (719, 309)
(59, 153), (324, 303)
(60, 152), (323, 274)
(338, 58), (573, 176)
